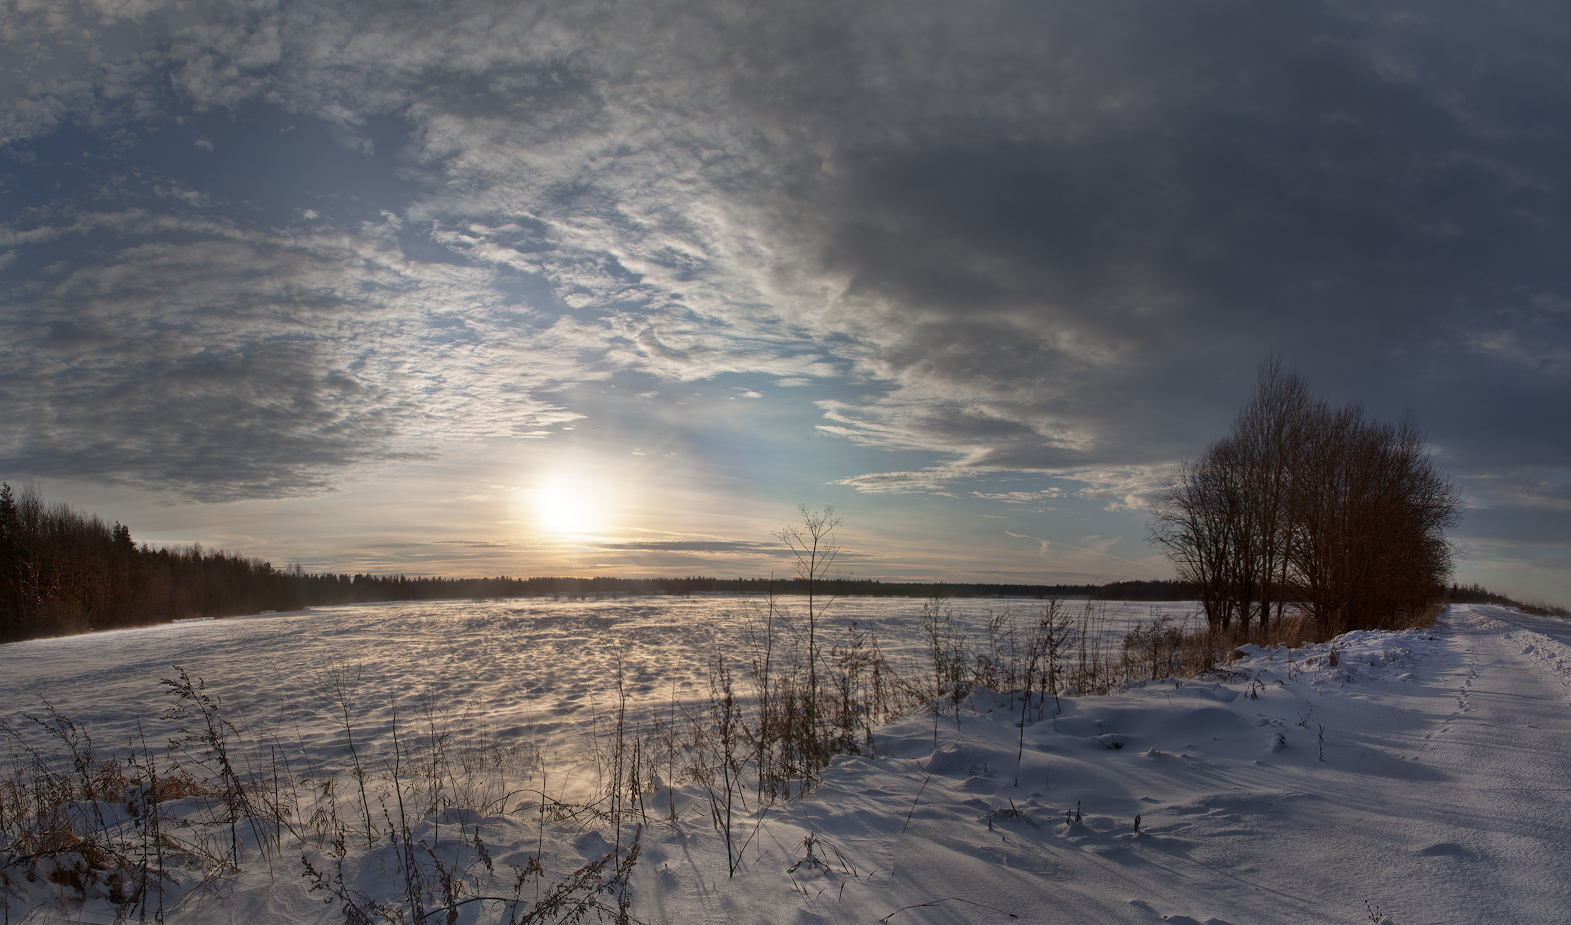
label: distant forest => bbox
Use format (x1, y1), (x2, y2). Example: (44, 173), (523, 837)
(2, 483), (1559, 644)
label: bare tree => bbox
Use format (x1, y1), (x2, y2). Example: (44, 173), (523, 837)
(1228, 357), (1313, 637)
(1150, 447), (1246, 633)
(775, 504), (842, 778)
(1151, 359), (1459, 640)
(1291, 407), (1459, 634)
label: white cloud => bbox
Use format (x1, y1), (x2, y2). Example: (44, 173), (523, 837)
(1063, 467), (1173, 513)
(970, 489), (1063, 503)
(831, 468), (973, 495)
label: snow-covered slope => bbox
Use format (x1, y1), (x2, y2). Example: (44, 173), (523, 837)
(627, 604), (1571, 924)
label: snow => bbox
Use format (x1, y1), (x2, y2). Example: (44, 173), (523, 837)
(4, 602), (1569, 924)
(0, 596), (1197, 798)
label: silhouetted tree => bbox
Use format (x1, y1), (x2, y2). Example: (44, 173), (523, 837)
(1151, 360), (1460, 637)
(1290, 405), (1459, 634)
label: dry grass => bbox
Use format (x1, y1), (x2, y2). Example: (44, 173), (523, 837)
(1144, 600), (1446, 674)
(1, 670), (633, 924)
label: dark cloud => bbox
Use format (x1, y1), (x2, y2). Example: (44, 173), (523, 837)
(0, 210), (582, 499)
(744, 3), (1571, 473)
(1, 246), (403, 498)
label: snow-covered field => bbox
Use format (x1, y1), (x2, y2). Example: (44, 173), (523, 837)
(4, 601), (1569, 923)
(0, 596), (1195, 793)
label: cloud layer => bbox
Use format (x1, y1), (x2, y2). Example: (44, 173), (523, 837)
(3, 0), (1569, 594)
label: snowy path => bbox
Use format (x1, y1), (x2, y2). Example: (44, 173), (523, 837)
(1401, 608), (1571, 920)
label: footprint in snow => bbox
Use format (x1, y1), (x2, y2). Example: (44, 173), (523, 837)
(573, 830), (612, 860)
(1415, 841), (1475, 859)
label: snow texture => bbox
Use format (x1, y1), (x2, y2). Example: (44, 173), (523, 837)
(3, 602), (1569, 924)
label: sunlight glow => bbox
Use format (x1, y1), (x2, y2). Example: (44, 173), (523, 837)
(529, 472), (614, 538)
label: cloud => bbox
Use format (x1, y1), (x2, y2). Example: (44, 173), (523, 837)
(0, 209), (586, 499)
(831, 462), (1168, 528)
(1003, 529), (1159, 578)
(3, 0), (1570, 535)
(831, 468), (973, 495)
(1463, 470), (1571, 514)
(590, 539), (777, 554)
(970, 490), (1063, 503)
(1061, 467), (1172, 513)
(430, 540), (519, 549)
(832, 462), (1158, 512)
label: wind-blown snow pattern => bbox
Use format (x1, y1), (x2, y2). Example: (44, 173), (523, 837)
(0, 597), (1194, 793)
(3, 602), (1569, 923)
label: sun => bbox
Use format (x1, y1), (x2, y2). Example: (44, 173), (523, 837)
(531, 472), (612, 537)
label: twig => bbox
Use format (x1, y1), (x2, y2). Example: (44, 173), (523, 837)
(880, 896), (1019, 922)
(901, 764), (935, 836)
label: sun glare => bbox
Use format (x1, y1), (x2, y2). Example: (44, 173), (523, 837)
(530, 472), (613, 537)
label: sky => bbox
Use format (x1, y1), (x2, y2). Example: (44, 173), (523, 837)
(2, 0), (1569, 604)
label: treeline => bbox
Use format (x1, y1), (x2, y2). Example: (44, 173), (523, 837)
(1088, 579), (1197, 601)
(0, 483), (300, 641)
(1443, 582), (1571, 619)
(1151, 359), (1462, 637)
(256, 575), (1199, 605)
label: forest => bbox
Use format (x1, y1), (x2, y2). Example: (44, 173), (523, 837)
(0, 483), (301, 642)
